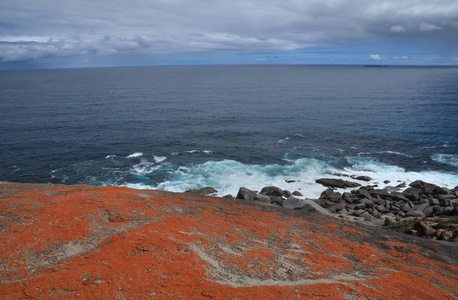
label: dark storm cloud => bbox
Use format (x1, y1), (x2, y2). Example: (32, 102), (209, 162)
(1, 0), (457, 67)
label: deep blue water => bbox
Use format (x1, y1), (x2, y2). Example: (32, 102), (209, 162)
(1, 65), (457, 197)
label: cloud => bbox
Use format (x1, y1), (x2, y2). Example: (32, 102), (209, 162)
(419, 22), (442, 31)
(369, 54), (382, 61)
(391, 25), (405, 33)
(1, 0), (457, 67)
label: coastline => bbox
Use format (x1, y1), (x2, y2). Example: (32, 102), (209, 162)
(1, 181), (457, 299)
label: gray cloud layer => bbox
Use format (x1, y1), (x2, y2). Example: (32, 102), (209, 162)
(1, 0), (457, 66)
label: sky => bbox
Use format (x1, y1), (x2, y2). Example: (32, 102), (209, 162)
(1, 0), (457, 69)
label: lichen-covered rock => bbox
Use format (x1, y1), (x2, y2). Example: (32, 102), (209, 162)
(0, 182), (457, 299)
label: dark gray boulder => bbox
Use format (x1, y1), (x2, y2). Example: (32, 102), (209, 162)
(300, 200), (330, 215)
(354, 176), (372, 182)
(270, 196), (284, 206)
(292, 191), (303, 196)
(260, 186), (283, 197)
(255, 194), (271, 204)
(320, 189), (342, 202)
(315, 178), (361, 189)
(236, 187), (257, 201)
(282, 196), (303, 209)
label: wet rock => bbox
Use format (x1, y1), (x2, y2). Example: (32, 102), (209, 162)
(282, 190), (292, 198)
(236, 187), (257, 201)
(292, 191), (303, 196)
(315, 178), (361, 189)
(185, 187), (218, 196)
(352, 175), (372, 181)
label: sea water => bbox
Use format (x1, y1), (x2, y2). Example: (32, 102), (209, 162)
(1, 65), (457, 198)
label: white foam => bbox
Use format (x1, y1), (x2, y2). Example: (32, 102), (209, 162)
(431, 153), (458, 167)
(126, 152), (143, 158)
(154, 156), (167, 163)
(345, 156), (457, 189)
(203, 150), (213, 154)
(378, 151), (413, 158)
(120, 156), (458, 199)
(155, 158), (338, 199)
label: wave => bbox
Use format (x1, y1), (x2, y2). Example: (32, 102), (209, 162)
(345, 156), (457, 189)
(126, 152), (143, 158)
(121, 156), (458, 199)
(378, 151), (413, 158)
(431, 153), (458, 168)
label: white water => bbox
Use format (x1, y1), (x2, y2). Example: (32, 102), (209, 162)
(121, 156), (458, 199)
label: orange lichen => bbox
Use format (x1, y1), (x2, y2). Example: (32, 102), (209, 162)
(0, 182), (457, 299)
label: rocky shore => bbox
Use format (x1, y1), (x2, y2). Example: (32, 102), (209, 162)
(189, 179), (458, 242)
(1, 181), (458, 299)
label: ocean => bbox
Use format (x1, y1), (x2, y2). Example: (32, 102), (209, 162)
(1, 65), (457, 198)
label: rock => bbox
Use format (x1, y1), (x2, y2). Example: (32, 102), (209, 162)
(429, 198), (440, 206)
(437, 194), (456, 201)
(390, 192), (409, 202)
(409, 202), (430, 213)
(355, 188), (373, 199)
(409, 180), (442, 195)
(320, 189), (342, 202)
(422, 207), (434, 217)
(292, 191), (303, 196)
(300, 200), (330, 215)
(222, 194), (233, 198)
(255, 194), (271, 204)
(185, 187), (218, 195)
(414, 221), (435, 237)
(360, 198), (374, 208)
(236, 187), (257, 201)
(353, 175), (372, 181)
(404, 211), (425, 218)
(359, 211), (375, 221)
(375, 204), (388, 213)
(282, 196), (303, 209)
(315, 178), (361, 189)
(270, 196), (284, 206)
(282, 190), (292, 198)
(369, 189), (391, 199)
(1, 182), (458, 299)
(437, 230), (454, 241)
(259, 186), (283, 197)
(384, 216), (396, 226)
